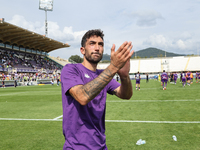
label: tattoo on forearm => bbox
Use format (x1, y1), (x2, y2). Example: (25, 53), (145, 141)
(81, 68), (114, 100)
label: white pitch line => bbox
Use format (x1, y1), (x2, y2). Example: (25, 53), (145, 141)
(107, 99), (200, 102)
(0, 118), (200, 123)
(105, 120), (200, 123)
(53, 115), (63, 120)
(0, 118), (62, 121)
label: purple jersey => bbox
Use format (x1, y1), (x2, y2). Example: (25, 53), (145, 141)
(135, 73), (140, 80)
(135, 73), (140, 84)
(181, 73), (186, 79)
(186, 72), (191, 80)
(174, 73), (178, 80)
(61, 63), (120, 150)
(196, 72), (200, 79)
(182, 73), (186, 82)
(198, 73), (200, 79)
(161, 72), (168, 82)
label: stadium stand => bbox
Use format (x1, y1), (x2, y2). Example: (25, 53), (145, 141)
(47, 55), (69, 66)
(0, 18), (69, 87)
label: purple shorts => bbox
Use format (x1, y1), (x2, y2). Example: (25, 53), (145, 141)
(187, 77), (191, 80)
(136, 80), (140, 84)
(182, 78), (186, 82)
(162, 79), (168, 83)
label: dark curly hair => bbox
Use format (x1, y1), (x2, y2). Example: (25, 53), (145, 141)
(81, 29), (104, 47)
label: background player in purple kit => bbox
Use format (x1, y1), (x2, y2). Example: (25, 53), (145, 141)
(198, 71), (200, 83)
(181, 71), (186, 87)
(186, 71), (191, 86)
(161, 70), (168, 90)
(173, 72), (178, 85)
(135, 71), (141, 90)
(61, 29), (134, 150)
(196, 71), (198, 83)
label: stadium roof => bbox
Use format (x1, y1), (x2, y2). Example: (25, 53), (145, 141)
(0, 18), (70, 53)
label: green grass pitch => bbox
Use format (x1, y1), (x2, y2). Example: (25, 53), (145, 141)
(0, 79), (200, 150)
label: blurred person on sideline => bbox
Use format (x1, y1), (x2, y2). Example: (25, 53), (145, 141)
(159, 73), (163, 86)
(146, 73), (149, 83)
(61, 29), (134, 150)
(1, 74), (5, 88)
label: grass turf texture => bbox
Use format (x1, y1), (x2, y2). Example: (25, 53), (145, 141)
(0, 80), (200, 149)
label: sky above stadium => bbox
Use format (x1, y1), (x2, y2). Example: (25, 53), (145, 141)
(1, 0), (200, 59)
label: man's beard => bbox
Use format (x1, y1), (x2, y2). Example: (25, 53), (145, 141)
(85, 51), (103, 64)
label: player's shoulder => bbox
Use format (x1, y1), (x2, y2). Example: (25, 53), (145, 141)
(61, 63), (81, 74)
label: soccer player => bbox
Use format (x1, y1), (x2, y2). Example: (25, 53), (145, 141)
(181, 71), (186, 87)
(196, 71), (198, 83)
(180, 71), (182, 83)
(61, 29), (134, 150)
(135, 71), (141, 90)
(198, 71), (200, 83)
(190, 72), (193, 84)
(161, 70), (168, 90)
(173, 72), (178, 85)
(186, 71), (191, 86)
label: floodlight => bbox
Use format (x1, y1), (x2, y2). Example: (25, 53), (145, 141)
(39, 0), (53, 37)
(39, 0), (53, 11)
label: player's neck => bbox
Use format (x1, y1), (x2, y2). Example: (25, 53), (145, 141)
(82, 60), (98, 72)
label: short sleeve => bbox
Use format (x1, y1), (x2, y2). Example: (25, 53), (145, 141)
(106, 79), (120, 95)
(61, 64), (84, 95)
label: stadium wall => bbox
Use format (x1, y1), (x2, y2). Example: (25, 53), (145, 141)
(97, 56), (200, 74)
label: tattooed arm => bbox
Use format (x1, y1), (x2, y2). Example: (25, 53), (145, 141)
(69, 41), (134, 105)
(69, 64), (118, 105)
(109, 57), (133, 99)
